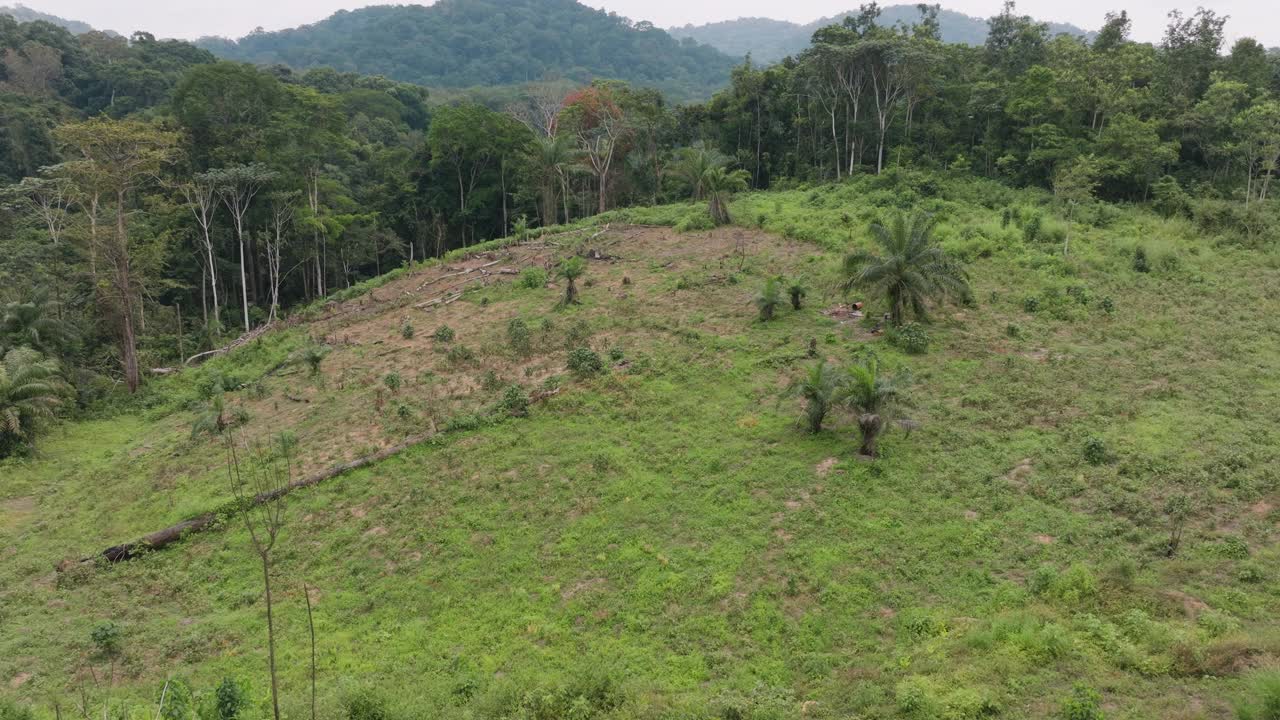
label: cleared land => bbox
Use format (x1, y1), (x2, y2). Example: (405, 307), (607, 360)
(2, 176), (1279, 719)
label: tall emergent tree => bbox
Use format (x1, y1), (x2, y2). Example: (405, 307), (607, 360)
(55, 118), (178, 392)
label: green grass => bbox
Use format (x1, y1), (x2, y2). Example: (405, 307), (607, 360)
(2, 171), (1278, 719)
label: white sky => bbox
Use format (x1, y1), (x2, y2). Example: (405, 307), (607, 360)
(13, 0), (1278, 46)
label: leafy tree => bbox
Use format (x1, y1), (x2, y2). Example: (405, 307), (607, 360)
(0, 347), (63, 458)
(840, 213), (969, 326)
(54, 117), (178, 393)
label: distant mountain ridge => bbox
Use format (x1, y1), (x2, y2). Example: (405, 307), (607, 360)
(197, 0), (738, 102)
(669, 5), (1095, 62)
(0, 3), (107, 35)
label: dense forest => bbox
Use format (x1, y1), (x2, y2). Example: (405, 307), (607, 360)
(669, 4), (1092, 62)
(1, 0), (1280, 444)
(196, 0), (738, 103)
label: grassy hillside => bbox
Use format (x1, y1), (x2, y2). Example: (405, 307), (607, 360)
(2, 172), (1279, 719)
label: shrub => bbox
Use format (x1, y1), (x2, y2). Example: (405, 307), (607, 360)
(1066, 285), (1090, 305)
(1050, 564), (1100, 607)
(342, 687), (388, 720)
(1084, 437), (1107, 465)
(383, 372), (401, 394)
(1023, 213), (1043, 243)
(480, 370), (502, 392)
(1006, 323), (1023, 339)
(787, 280), (807, 310)
(507, 317), (532, 357)
(1059, 685), (1104, 720)
(0, 700), (34, 720)
(446, 345), (474, 365)
(498, 385), (530, 417)
(565, 318), (592, 349)
(214, 678), (247, 720)
(567, 348), (604, 376)
(159, 678), (193, 720)
(608, 347), (625, 363)
(1133, 246), (1150, 273)
(516, 267), (548, 290)
(1236, 670), (1280, 720)
(432, 325), (455, 342)
(399, 318), (414, 340)
(302, 344), (329, 376)
(1023, 296), (1040, 313)
(1152, 175), (1191, 218)
(888, 322), (930, 354)
(90, 621), (122, 659)
(1100, 296), (1115, 314)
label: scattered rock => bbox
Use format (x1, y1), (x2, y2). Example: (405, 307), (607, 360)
(964, 510), (979, 521)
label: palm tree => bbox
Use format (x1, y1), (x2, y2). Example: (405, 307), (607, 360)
(703, 166), (751, 226)
(787, 280), (808, 311)
(837, 356), (903, 458)
(785, 361), (839, 433)
(673, 142), (731, 201)
(840, 213), (970, 326)
(754, 277), (782, 321)
(2, 295), (67, 355)
(528, 133), (578, 227)
(559, 256), (586, 306)
(0, 348), (64, 458)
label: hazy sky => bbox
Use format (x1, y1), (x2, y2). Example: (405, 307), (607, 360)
(15, 0), (1277, 46)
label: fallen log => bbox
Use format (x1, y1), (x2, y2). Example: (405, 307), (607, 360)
(77, 433), (431, 567)
(185, 323), (274, 366)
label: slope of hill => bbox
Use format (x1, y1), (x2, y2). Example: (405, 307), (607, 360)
(3, 172), (1279, 717)
(197, 0), (738, 102)
(0, 3), (103, 35)
(670, 4), (1093, 61)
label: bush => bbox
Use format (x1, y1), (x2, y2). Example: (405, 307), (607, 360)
(1152, 175), (1191, 218)
(567, 348), (604, 376)
(507, 317), (532, 357)
(432, 325), (455, 342)
(1023, 213), (1043, 243)
(214, 678), (247, 720)
(342, 687), (388, 720)
(1236, 671), (1280, 720)
(888, 322), (930, 354)
(0, 699), (34, 720)
(302, 344), (329, 376)
(1023, 296), (1040, 313)
(383, 372), (402, 394)
(446, 345), (474, 365)
(565, 318), (592, 349)
(1059, 684), (1104, 720)
(160, 678), (194, 720)
(1084, 437), (1107, 465)
(1099, 296), (1115, 314)
(498, 385), (530, 417)
(1133, 246), (1150, 273)
(399, 318), (414, 340)
(516, 267), (548, 289)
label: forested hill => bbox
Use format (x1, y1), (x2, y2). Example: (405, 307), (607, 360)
(197, 0), (738, 102)
(670, 4), (1093, 62)
(0, 3), (104, 35)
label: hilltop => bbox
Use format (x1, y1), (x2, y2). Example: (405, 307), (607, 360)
(3, 172), (1278, 717)
(669, 4), (1094, 62)
(196, 0), (737, 102)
